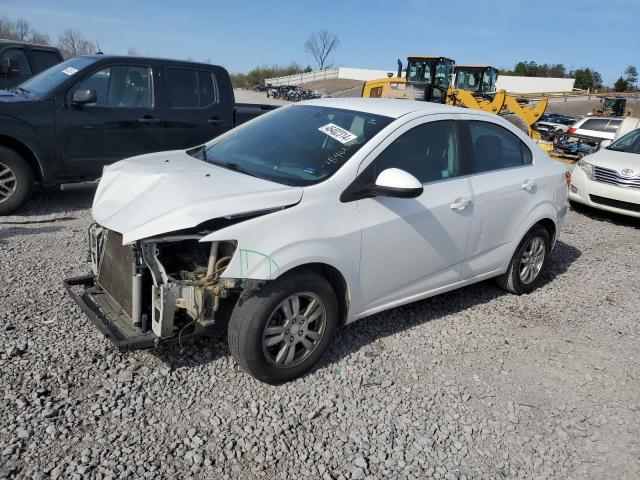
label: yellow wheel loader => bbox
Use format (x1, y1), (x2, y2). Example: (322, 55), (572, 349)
(362, 57), (548, 139)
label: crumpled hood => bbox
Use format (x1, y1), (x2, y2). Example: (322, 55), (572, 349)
(92, 150), (303, 243)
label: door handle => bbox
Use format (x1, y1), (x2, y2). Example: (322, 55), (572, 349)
(138, 116), (160, 124)
(450, 197), (471, 210)
(521, 179), (537, 191)
(208, 118), (226, 125)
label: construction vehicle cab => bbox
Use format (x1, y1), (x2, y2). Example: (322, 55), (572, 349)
(453, 65), (498, 96)
(361, 55), (547, 140)
(592, 97), (632, 117)
(362, 56), (454, 101)
(405, 56), (455, 102)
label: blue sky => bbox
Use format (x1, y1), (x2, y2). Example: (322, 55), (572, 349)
(3, 0), (639, 85)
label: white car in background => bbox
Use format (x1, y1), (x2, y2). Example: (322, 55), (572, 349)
(569, 128), (640, 218)
(66, 98), (568, 383)
(566, 116), (623, 141)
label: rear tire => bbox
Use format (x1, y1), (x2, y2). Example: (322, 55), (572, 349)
(0, 146), (34, 215)
(496, 225), (551, 295)
(228, 270), (338, 384)
(501, 113), (529, 135)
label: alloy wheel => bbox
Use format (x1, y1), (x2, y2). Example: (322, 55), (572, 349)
(0, 162), (17, 204)
(519, 236), (545, 284)
(262, 292), (327, 368)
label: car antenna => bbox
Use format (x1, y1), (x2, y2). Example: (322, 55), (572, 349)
(95, 41), (103, 55)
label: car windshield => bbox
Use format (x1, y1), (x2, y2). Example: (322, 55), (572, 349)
(19, 57), (97, 96)
(203, 105), (393, 186)
(607, 129), (640, 154)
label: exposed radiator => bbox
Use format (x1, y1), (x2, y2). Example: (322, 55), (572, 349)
(97, 231), (134, 318)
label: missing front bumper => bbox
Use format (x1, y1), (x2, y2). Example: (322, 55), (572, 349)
(64, 275), (159, 351)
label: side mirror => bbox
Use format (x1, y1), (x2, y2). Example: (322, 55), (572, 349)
(599, 139), (612, 149)
(0, 59), (19, 77)
(71, 89), (97, 105)
(373, 168), (423, 198)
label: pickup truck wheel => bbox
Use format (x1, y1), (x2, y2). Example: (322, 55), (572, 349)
(0, 147), (34, 215)
(228, 270), (338, 384)
(496, 225), (550, 295)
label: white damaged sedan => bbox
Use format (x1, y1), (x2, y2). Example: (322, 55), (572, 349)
(66, 98), (568, 383)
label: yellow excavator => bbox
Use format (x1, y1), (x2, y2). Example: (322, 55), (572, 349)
(362, 56), (548, 139)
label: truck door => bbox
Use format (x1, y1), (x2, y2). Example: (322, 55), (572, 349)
(56, 61), (164, 178)
(160, 65), (234, 150)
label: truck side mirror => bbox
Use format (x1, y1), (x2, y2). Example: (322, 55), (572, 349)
(71, 89), (97, 106)
(0, 59), (19, 77)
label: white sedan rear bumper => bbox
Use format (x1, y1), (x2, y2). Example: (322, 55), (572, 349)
(569, 167), (640, 218)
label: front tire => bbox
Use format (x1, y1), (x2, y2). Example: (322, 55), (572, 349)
(0, 146), (34, 215)
(228, 270), (338, 384)
(496, 225), (551, 294)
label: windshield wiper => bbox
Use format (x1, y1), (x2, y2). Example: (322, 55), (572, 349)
(14, 86), (30, 95)
(215, 160), (257, 178)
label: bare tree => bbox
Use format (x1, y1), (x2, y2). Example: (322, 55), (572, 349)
(57, 29), (95, 59)
(29, 32), (50, 45)
(304, 30), (339, 70)
(0, 16), (14, 39)
(127, 46), (139, 56)
(13, 18), (31, 41)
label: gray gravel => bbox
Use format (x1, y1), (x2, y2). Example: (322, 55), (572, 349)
(1, 189), (639, 479)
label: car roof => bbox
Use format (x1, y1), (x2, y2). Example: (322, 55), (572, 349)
(0, 39), (58, 49)
(299, 97), (474, 119)
(80, 54), (219, 69)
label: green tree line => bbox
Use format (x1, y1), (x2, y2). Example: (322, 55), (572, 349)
(500, 60), (637, 92)
(230, 63), (312, 88)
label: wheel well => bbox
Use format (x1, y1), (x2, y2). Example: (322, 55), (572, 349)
(285, 263), (350, 326)
(536, 218), (556, 243)
(0, 135), (42, 183)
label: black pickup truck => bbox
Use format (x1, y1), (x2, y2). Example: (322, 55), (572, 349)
(0, 40), (64, 90)
(0, 55), (277, 214)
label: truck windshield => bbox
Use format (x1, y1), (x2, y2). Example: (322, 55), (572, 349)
(20, 57), (97, 96)
(203, 105), (393, 186)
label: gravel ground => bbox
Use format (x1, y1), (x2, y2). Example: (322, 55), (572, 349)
(1, 189), (639, 480)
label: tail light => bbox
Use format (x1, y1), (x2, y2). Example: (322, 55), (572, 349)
(565, 171), (571, 188)
(567, 127), (577, 134)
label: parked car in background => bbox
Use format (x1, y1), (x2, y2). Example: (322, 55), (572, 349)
(0, 55), (277, 214)
(65, 98), (568, 383)
(569, 128), (640, 218)
(555, 116), (625, 158)
(0, 40), (63, 90)
(566, 116), (623, 141)
(534, 113), (576, 142)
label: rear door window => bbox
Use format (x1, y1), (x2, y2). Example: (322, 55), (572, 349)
(167, 68), (219, 108)
(29, 50), (61, 73)
(167, 68), (199, 108)
(197, 70), (218, 106)
(468, 120), (532, 173)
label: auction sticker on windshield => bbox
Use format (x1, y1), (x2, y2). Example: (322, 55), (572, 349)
(62, 67), (79, 76)
(319, 123), (358, 144)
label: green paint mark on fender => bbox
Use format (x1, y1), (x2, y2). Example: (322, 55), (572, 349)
(239, 249), (279, 279)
